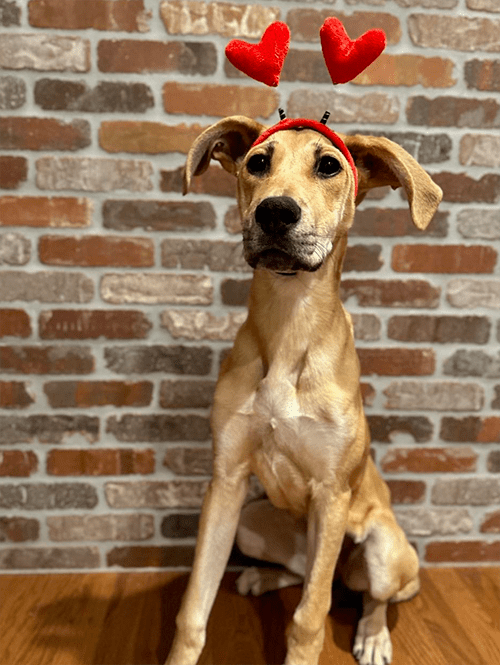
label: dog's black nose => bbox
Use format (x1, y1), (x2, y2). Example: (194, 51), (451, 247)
(254, 196), (301, 235)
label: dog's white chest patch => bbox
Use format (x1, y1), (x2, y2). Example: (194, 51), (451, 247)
(248, 377), (345, 513)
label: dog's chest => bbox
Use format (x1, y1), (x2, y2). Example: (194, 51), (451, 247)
(246, 377), (348, 514)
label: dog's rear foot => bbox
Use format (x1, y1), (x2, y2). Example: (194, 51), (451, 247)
(236, 566), (303, 596)
(353, 624), (392, 665)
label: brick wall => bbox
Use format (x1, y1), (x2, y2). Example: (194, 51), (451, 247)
(0, 0), (500, 571)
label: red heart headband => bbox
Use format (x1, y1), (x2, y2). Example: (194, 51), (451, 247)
(225, 18), (387, 195)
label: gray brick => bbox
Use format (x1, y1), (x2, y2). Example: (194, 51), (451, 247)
(0, 0), (21, 26)
(106, 414), (211, 443)
(47, 514), (154, 542)
(432, 478), (500, 505)
(0, 483), (98, 509)
(443, 350), (500, 378)
(105, 480), (208, 509)
(0, 76), (25, 109)
(161, 513), (199, 538)
(0, 271), (94, 303)
(36, 157), (153, 192)
(0, 415), (99, 445)
(0, 547), (99, 570)
(35, 79), (154, 113)
(102, 200), (216, 232)
(104, 345), (212, 375)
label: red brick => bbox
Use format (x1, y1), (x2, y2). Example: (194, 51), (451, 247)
(426, 540), (500, 563)
(387, 480), (426, 505)
(381, 447), (477, 473)
(99, 120), (206, 155)
(39, 310), (151, 340)
(163, 81), (278, 119)
(47, 448), (154, 476)
(440, 416), (500, 443)
(0, 381), (34, 409)
(350, 208), (448, 237)
(0, 309), (31, 338)
(287, 9), (401, 44)
(29, 0), (151, 32)
(44, 380), (153, 408)
(39, 235), (154, 267)
(465, 58), (500, 92)
(392, 244), (497, 274)
(0, 156), (27, 190)
(0, 451), (38, 477)
(161, 166), (236, 198)
(0, 345), (93, 374)
(0, 546), (100, 569)
(340, 279), (440, 308)
(352, 53), (456, 88)
(0, 196), (92, 227)
(0, 117), (90, 151)
(433, 172), (500, 203)
(0, 517), (39, 543)
(481, 511), (500, 533)
(98, 40), (216, 75)
(358, 348), (435, 376)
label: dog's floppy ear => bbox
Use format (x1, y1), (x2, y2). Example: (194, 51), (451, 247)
(183, 116), (266, 194)
(343, 134), (443, 230)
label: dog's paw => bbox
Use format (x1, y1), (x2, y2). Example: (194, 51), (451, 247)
(236, 567), (265, 596)
(237, 567), (302, 596)
(353, 625), (392, 665)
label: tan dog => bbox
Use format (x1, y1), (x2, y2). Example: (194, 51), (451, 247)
(165, 116), (442, 665)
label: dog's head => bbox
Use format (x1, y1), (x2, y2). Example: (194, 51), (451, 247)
(183, 116), (442, 274)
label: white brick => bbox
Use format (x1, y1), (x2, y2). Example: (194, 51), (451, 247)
(0, 34), (90, 72)
(447, 279), (500, 309)
(101, 273), (213, 305)
(161, 309), (246, 340)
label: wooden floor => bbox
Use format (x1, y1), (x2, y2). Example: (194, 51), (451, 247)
(0, 568), (499, 664)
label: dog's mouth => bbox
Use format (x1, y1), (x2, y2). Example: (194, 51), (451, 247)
(245, 248), (323, 274)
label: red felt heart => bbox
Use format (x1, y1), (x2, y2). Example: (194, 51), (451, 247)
(320, 17), (386, 85)
(225, 22), (290, 88)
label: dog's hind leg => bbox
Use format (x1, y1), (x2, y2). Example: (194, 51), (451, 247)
(236, 499), (306, 596)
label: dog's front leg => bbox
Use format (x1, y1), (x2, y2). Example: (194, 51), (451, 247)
(285, 486), (351, 665)
(165, 470), (249, 665)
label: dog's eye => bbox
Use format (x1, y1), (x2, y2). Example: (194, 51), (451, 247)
(247, 153), (270, 176)
(317, 155), (342, 178)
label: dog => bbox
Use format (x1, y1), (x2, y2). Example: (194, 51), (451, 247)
(165, 115), (442, 665)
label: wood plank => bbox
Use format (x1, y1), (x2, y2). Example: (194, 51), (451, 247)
(0, 568), (499, 665)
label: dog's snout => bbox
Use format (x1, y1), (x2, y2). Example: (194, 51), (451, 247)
(255, 196), (301, 235)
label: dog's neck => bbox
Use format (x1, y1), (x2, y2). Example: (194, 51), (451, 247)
(246, 235), (351, 376)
